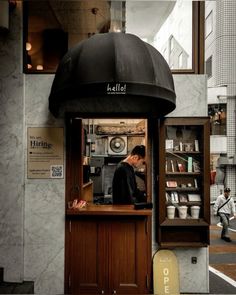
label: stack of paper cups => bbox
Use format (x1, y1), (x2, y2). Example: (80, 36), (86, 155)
(167, 206), (175, 219)
(191, 206), (200, 219)
(178, 206), (188, 219)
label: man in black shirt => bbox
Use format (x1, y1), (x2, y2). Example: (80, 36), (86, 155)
(112, 145), (146, 204)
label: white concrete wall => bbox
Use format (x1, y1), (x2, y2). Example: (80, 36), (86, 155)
(205, 0), (236, 198)
(24, 75), (65, 293)
(0, 2), (24, 283)
(152, 74), (209, 294)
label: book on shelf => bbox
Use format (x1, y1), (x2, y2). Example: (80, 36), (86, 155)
(193, 161), (200, 172)
(166, 181), (178, 188)
(177, 161), (185, 172)
(194, 139), (199, 152)
(184, 142), (194, 152)
(194, 178), (198, 188)
(179, 193), (188, 203)
(187, 157), (193, 172)
(165, 139), (173, 151)
(170, 159), (175, 172)
(171, 192), (179, 203)
(188, 194), (201, 202)
(166, 192), (171, 202)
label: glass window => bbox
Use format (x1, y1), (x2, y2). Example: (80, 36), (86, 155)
(23, 0), (203, 73)
(208, 104), (227, 135)
(205, 10), (213, 38)
(126, 0), (193, 70)
(170, 36), (174, 52)
(24, 1), (116, 73)
(206, 56), (212, 78)
(178, 52), (183, 68)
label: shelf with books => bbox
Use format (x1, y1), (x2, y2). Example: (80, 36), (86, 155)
(157, 117), (210, 247)
(166, 187), (199, 192)
(166, 172), (201, 175)
(165, 153), (201, 173)
(161, 218), (208, 227)
(166, 151), (201, 154)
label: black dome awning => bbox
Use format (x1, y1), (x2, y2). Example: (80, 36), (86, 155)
(49, 32), (176, 117)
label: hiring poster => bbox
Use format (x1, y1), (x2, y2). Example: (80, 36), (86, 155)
(27, 127), (64, 179)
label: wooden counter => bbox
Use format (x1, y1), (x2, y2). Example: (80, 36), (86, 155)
(66, 203), (152, 216)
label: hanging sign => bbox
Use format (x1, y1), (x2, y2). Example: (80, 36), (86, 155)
(27, 127), (64, 179)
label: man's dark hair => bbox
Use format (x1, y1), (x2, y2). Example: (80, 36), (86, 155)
(224, 187), (231, 192)
(130, 145), (145, 158)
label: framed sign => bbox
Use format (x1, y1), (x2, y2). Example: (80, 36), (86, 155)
(27, 127), (64, 179)
(188, 194), (201, 202)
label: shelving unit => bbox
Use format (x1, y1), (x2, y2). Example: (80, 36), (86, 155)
(157, 117), (210, 247)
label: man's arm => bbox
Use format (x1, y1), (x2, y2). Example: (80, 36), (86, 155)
(213, 196), (221, 215)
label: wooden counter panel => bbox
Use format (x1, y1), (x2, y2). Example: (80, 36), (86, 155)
(66, 204), (152, 216)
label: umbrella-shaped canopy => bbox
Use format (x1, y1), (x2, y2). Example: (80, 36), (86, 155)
(49, 32), (176, 117)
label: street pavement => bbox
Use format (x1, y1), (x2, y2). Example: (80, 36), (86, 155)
(209, 216), (236, 294)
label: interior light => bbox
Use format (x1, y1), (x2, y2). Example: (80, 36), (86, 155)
(26, 42), (32, 51)
(36, 65), (43, 71)
(27, 64), (32, 69)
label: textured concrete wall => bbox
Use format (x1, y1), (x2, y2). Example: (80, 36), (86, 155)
(0, 2), (24, 283)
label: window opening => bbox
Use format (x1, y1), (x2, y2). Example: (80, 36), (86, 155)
(24, 1), (203, 74)
(67, 118), (147, 206)
(206, 56), (212, 78)
(205, 10), (213, 38)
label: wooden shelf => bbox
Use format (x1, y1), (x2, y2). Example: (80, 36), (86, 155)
(159, 242), (208, 248)
(161, 218), (208, 227)
(157, 117), (210, 247)
(166, 172), (201, 176)
(166, 151), (201, 155)
(166, 201), (202, 206)
(96, 133), (145, 136)
(166, 187), (199, 192)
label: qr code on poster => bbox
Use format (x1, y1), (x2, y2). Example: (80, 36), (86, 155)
(50, 165), (64, 178)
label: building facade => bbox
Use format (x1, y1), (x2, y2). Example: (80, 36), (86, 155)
(0, 1), (210, 294)
(205, 0), (236, 202)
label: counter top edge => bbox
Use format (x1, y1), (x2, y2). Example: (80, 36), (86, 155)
(66, 204), (152, 216)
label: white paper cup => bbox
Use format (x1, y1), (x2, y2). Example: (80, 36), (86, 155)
(167, 206), (175, 219)
(178, 206), (188, 219)
(191, 206), (200, 219)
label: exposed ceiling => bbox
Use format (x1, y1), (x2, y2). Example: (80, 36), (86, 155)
(26, 1), (176, 71)
(28, 1), (176, 40)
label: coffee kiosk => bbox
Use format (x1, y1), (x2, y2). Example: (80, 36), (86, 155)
(48, 33), (209, 294)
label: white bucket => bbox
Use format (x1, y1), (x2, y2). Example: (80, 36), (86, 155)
(167, 206), (175, 219)
(191, 206), (200, 219)
(178, 206), (188, 219)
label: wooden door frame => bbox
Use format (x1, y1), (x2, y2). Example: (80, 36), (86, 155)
(65, 114), (153, 293)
